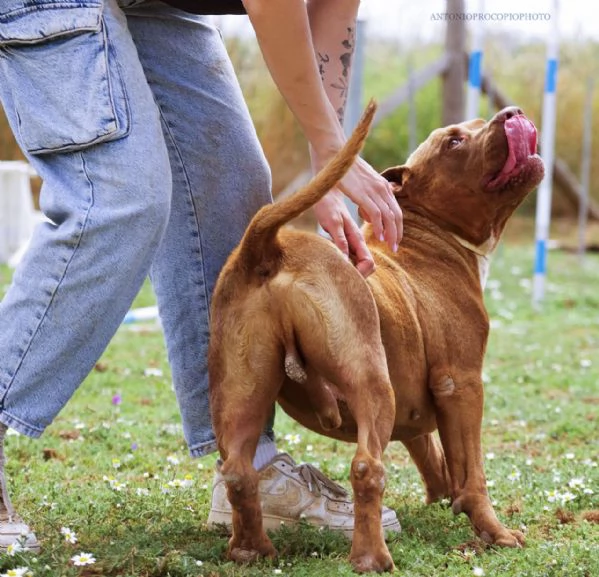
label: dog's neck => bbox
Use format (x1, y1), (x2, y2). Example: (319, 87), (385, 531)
(449, 233), (495, 289)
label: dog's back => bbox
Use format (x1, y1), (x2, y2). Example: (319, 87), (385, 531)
(214, 101), (376, 290)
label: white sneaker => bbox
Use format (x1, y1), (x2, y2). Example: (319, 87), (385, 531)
(0, 515), (40, 553)
(207, 453), (401, 539)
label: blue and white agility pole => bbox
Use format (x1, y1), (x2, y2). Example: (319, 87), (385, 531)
(465, 0), (484, 120)
(533, 0), (559, 307)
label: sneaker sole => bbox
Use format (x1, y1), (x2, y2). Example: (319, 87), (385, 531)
(207, 510), (401, 540)
(0, 542), (40, 553)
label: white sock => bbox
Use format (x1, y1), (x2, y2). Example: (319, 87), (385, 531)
(252, 435), (278, 471)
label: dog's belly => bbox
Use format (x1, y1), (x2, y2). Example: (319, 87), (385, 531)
(278, 373), (438, 443)
(390, 387), (438, 440)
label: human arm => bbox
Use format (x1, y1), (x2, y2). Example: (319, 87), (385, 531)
(307, 0), (402, 275)
(242, 0), (403, 275)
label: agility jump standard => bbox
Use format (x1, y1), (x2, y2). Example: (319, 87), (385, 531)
(533, 0), (559, 307)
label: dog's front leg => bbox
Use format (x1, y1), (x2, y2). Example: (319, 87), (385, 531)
(430, 368), (525, 547)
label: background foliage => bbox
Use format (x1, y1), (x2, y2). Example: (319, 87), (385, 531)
(2, 33), (598, 218)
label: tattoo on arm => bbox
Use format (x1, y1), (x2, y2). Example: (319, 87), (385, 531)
(316, 27), (356, 123)
(317, 52), (330, 82)
(331, 27), (356, 123)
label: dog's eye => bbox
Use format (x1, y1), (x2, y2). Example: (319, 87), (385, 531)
(448, 136), (463, 149)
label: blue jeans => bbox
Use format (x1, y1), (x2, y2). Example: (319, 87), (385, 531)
(0, 0), (273, 457)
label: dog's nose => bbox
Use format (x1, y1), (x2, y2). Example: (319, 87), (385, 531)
(493, 106), (524, 123)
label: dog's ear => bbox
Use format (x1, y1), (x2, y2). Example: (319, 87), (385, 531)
(381, 165), (411, 197)
(381, 164), (410, 186)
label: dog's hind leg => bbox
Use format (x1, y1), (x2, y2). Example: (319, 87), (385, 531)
(214, 391), (279, 562)
(344, 367), (396, 574)
(210, 348), (285, 563)
(402, 434), (451, 504)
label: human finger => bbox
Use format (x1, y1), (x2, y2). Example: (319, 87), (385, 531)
(345, 217), (375, 277)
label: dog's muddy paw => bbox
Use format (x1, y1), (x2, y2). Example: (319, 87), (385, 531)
(229, 547), (260, 564)
(350, 551), (395, 573)
(228, 538), (277, 563)
(479, 527), (525, 548)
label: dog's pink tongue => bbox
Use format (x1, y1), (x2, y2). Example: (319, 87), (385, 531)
(494, 115), (538, 183)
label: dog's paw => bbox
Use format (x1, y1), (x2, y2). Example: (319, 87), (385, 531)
(229, 547), (261, 564)
(228, 536), (277, 563)
(480, 527), (525, 548)
(350, 551), (395, 573)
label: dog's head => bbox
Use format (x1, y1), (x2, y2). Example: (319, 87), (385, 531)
(381, 107), (544, 249)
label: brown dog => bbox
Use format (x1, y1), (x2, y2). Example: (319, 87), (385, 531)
(208, 102), (544, 573)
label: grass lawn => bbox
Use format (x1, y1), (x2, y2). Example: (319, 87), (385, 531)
(0, 232), (597, 576)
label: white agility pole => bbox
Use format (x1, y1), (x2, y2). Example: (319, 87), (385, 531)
(465, 0), (484, 120)
(532, 0), (560, 307)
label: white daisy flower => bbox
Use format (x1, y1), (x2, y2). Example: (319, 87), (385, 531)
(1, 567), (31, 577)
(6, 541), (23, 556)
(71, 552), (96, 566)
(60, 526), (78, 544)
(507, 469), (521, 482)
(166, 454), (180, 466)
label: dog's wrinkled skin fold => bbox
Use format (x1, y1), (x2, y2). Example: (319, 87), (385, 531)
(208, 103), (544, 573)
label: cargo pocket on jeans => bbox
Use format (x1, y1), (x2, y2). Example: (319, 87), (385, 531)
(0, 1), (130, 154)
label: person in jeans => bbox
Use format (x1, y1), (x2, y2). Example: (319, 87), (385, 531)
(0, 0), (403, 549)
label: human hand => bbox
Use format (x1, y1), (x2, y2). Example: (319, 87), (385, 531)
(312, 151), (403, 253)
(313, 190), (375, 277)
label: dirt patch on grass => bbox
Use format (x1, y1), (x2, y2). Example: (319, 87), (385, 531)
(582, 510), (599, 523)
(555, 508), (576, 524)
(453, 540), (487, 555)
(554, 509), (599, 526)
(506, 500), (523, 517)
(58, 429), (81, 440)
(42, 448), (64, 461)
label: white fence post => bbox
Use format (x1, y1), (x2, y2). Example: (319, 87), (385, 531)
(0, 161), (36, 265)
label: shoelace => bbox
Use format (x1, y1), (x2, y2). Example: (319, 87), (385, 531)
(293, 462), (348, 498)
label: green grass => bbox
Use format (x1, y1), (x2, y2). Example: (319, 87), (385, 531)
(0, 242), (598, 576)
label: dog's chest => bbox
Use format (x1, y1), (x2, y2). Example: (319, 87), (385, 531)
(477, 255), (490, 288)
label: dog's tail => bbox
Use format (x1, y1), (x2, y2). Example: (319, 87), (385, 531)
(236, 100), (376, 273)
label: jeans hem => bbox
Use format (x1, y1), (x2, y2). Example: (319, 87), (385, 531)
(188, 429), (276, 459)
(0, 411), (44, 438)
(189, 438), (219, 459)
